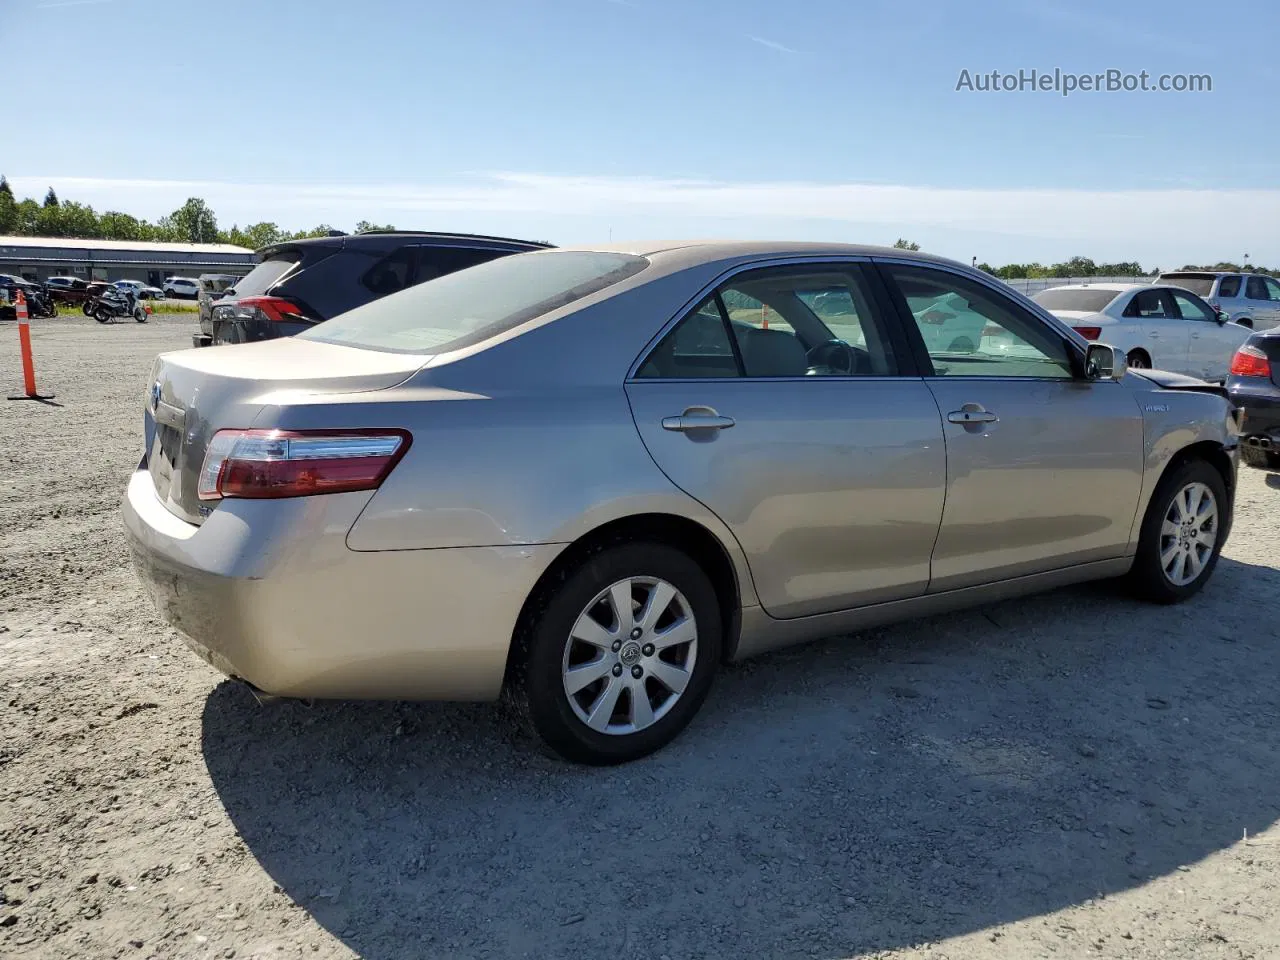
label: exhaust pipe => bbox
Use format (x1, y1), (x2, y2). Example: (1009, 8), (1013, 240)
(1244, 436), (1275, 450)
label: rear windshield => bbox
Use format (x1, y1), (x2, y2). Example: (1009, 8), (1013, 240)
(232, 255), (299, 297)
(301, 251), (648, 354)
(1032, 288), (1120, 312)
(1158, 274), (1214, 296)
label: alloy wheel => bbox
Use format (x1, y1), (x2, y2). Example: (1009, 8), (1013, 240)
(1159, 481), (1218, 586)
(561, 576), (697, 735)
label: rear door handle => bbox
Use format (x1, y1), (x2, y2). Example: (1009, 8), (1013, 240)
(947, 408), (998, 424)
(662, 406), (736, 432)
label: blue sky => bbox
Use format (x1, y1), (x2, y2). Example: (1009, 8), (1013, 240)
(5, 0), (1278, 267)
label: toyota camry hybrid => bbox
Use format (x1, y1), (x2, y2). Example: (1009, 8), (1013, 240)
(123, 243), (1240, 764)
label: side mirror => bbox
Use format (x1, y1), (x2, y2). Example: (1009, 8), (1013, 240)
(1216, 309), (1229, 325)
(1085, 342), (1126, 381)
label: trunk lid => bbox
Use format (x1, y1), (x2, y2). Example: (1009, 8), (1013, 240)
(144, 339), (428, 524)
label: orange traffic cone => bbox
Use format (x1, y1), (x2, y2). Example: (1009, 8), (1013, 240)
(7, 290), (55, 401)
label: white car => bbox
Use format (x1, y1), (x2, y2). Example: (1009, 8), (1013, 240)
(1032, 283), (1253, 382)
(114, 279), (164, 300)
(162, 277), (201, 300)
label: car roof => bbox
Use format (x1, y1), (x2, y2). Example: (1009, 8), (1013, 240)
(1159, 270), (1236, 278)
(257, 230), (554, 257)
(1038, 282), (1141, 294)
(551, 240), (980, 274)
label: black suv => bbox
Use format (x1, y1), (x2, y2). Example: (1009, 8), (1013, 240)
(197, 231), (553, 347)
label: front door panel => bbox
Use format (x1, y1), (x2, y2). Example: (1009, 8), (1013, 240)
(626, 379), (946, 618)
(924, 379), (1144, 591)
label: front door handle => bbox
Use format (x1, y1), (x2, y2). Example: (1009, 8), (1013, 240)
(662, 405), (736, 432)
(947, 407), (998, 425)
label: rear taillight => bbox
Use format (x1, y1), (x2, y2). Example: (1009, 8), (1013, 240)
(197, 429), (411, 501)
(214, 295), (307, 325)
(1230, 344), (1272, 379)
(1072, 326), (1103, 341)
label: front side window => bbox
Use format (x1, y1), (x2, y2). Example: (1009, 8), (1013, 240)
(885, 265), (1075, 379)
(1170, 290), (1215, 322)
(1125, 290), (1171, 318)
(1218, 276), (1242, 298)
(1265, 278), (1280, 302)
(638, 265), (899, 379)
(1246, 276), (1270, 300)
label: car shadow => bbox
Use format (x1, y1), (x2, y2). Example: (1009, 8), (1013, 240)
(1266, 472), (1280, 490)
(202, 556), (1280, 958)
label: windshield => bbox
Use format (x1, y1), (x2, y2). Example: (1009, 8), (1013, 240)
(1032, 288), (1120, 312)
(1157, 274), (1214, 296)
(301, 251), (648, 354)
(232, 255), (298, 297)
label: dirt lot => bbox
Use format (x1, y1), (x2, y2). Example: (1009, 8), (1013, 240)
(2, 312), (1279, 960)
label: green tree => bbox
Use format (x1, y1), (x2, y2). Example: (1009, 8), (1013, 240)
(167, 197), (219, 243)
(99, 211), (146, 241)
(976, 262), (995, 275)
(892, 238), (920, 251)
(355, 220), (395, 233)
(0, 175), (12, 198)
(0, 188), (16, 234)
(222, 221), (285, 250)
(43, 187), (59, 208)
(57, 202), (101, 238)
(14, 199), (41, 234)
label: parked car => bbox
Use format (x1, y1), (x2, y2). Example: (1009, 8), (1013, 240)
(124, 242), (1239, 764)
(163, 277), (201, 299)
(1156, 271), (1280, 331)
(1032, 283), (1252, 381)
(1227, 328), (1280, 471)
(114, 279), (164, 300)
(1, 274), (56, 320)
(44, 276), (91, 304)
(195, 231), (552, 347)
(196, 273), (242, 335)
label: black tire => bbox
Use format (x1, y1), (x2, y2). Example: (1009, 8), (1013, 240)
(94, 307), (112, 324)
(82, 301), (94, 316)
(505, 541), (722, 764)
(0, 306), (15, 323)
(1241, 444), (1280, 471)
(1127, 349), (1151, 369)
(1236, 317), (1254, 329)
(134, 308), (147, 323)
(1128, 458), (1229, 604)
(949, 336), (975, 353)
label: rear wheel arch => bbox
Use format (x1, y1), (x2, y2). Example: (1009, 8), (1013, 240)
(1127, 348), (1152, 368)
(505, 513), (743, 685)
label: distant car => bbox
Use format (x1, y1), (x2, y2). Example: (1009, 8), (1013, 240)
(114, 279), (164, 300)
(125, 242), (1240, 764)
(1227, 328), (1280, 471)
(0, 275), (57, 320)
(44, 276), (91, 304)
(196, 274), (243, 335)
(1032, 283), (1252, 382)
(1157, 271), (1280, 331)
(198, 231), (553, 347)
(163, 277), (201, 299)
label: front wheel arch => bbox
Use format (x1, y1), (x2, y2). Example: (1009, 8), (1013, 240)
(1145, 441), (1235, 539)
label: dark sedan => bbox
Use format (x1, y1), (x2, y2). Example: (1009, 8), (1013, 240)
(1227, 328), (1280, 470)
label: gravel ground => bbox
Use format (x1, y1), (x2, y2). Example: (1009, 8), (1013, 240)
(3, 312), (1280, 960)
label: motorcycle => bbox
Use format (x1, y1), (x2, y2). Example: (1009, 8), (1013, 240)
(25, 287), (58, 319)
(91, 287), (148, 324)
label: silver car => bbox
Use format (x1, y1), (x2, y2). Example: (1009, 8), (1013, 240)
(124, 243), (1240, 764)
(1157, 271), (1280, 331)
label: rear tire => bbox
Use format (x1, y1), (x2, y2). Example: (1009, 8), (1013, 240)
(505, 542), (722, 765)
(94, 307), (111, 324)
(1241, 444), (1280, 471)
(1126, 349), (1151, 369)
(1127, 459), (1228, 604)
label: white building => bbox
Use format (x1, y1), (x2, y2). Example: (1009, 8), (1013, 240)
(0, 236), (255, 286)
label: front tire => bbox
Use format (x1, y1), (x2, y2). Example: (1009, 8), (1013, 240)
(1128, 459), (1228, 603)
(506, 542), (722, 764)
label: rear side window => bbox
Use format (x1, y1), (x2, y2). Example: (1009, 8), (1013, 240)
(302, 251), (647, 354)
(1246, 276), (1271, 300)
(413, 246), (507, 284)
(233, 255), (300, 297)
(1218, 276), (1241, 298)
(362, 248), (415, 297)
(1159, 274), (1214, 296)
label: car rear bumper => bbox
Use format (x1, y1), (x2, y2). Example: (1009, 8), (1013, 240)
(122, 469), (562, 701)
(1228, 381), (1280, 439)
